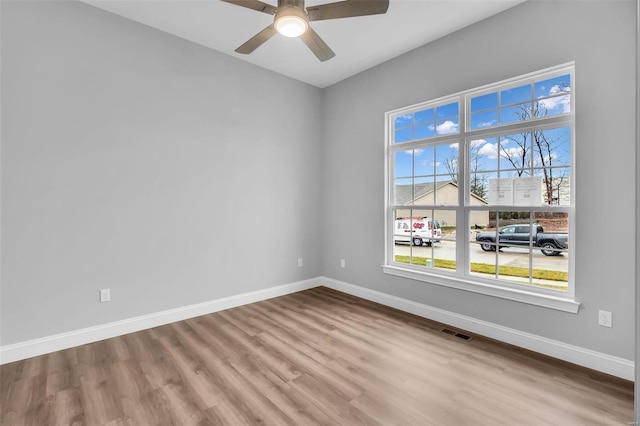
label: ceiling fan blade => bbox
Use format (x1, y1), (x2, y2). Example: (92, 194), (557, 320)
(300, 27), (335, 62)
(220, 0), (277, 15)
(307, 0), (389, 21)
(235, 24), (277, 54)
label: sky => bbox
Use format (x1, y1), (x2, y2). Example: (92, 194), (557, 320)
(392, 73), (572, 200)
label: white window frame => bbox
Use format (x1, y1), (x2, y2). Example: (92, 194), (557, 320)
(383, 63), (579, 313)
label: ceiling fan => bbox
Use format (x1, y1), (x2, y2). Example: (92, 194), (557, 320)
(221, 0), (390, 61)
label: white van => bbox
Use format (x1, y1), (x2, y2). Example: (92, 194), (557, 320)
(394, 217), (442, 246)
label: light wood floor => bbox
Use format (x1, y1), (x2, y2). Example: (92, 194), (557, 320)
(1, 287), (634, 425)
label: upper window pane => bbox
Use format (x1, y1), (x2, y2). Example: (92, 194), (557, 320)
(393, 178), (413, 205)
(413, 146), (435, 177)
(435, 143), (459, 178)
(499, 133), (531, 172)
(534, 74), (571, 99)
(395, 114), (413, 129)
(534, 167), (571, 206)
(413, 178), (436, 205)
(532, 126), (571, 168)
(470, 92), (498, 112)
(466, 71), (572, 132)
(470, 110), (498, 129)
(436, 118), (459, 135)
(501, 84), (531, 106)
(395, 127), (412, 143)
(415, 108), (435, 124)
(414, 124), (435, 139)
(474, 126), (572, 207)
(538, 95), (571, 117)
(393, 100), (459, 144)
(436, 102), (459, 119)
(394, 151), (413, 178)
(470, 137), (499, 172)
(500, 103), (533, 124)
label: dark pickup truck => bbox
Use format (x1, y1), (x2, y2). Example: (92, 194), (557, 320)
(475, 224), (568, 256)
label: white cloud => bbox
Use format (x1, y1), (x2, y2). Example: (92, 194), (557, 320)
(470, 139), (487, 149)
(534, 152), (559, 167)
(436, 120), (459, 134)
(500, 146), (524, 159)
(539, 94), (570, 113)
(451, 140), (487, 152)
(403, 148), (425, 156)
(537, 84), (571, 113)
(549, 84), (570, 95)
(478, 142), (498, 159)
(396, 114), (412, 124)
(474, 141), (523, 161)
(478, 120), (496, 128)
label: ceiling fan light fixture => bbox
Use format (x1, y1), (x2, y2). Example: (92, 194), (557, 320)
(275, 15), (307, 37)
(274, 6), (308, 37)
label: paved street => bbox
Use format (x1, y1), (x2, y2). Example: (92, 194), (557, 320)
(393, 240), (568, 272)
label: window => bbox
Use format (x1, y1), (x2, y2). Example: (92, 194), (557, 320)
(384, 63), (578, 312)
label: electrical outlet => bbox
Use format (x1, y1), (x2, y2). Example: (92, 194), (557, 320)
(598, 310), (612, 327)
(298, 258), (303, 267)
(100, 288), (111, 303)
(340, 259), (345, 268)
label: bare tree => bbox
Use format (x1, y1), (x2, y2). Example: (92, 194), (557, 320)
(500, 131), (530, 177)
(445, 143), (488, 200)
(500, 102), (569, 204)
(444, 156), (458, 184)
(469, 145), (487, 200)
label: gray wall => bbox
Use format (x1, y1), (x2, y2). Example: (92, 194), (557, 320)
(1, 1), (323, 345)
(321, 0), (637, 360)
(0, 0), (637, 369)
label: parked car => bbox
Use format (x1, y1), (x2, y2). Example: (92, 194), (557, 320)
(475, 223), (568, 256)
(394, 217), (442, 246)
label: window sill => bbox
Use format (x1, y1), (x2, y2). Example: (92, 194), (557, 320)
(381, 265), (580, 313)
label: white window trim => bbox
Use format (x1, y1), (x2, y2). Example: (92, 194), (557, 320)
(383, 62), (579, 313)
(381, 265), (579, 313)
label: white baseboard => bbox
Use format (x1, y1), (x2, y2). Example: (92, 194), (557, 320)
(320, 277), (635, 381)
(2, 276), (634, 382)
(0, 278), (321, 365)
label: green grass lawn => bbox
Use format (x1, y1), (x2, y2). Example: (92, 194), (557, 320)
(394, 255), (568, 290)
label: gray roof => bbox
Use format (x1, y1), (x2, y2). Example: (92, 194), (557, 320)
(394, 181), (453, 205)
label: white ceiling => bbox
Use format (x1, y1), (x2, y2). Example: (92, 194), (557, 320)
(83, 0), (526, 88)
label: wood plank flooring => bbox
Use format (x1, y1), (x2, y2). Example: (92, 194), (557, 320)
(1, 287), (634, 425)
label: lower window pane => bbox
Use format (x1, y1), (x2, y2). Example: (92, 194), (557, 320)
(531, 212), (569, 291)
(393, 210), (430, 268)
(496, 243), (532, 286)
(393, 209), (451, 270)
(469, 211), (569, 292)
(431, 210), (456, 272)
(470, 231), (497, 280)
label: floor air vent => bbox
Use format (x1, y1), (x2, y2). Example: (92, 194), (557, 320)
(441, 329), (472, 341)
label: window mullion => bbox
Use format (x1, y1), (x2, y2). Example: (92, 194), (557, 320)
(458, 95), (468, 276)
